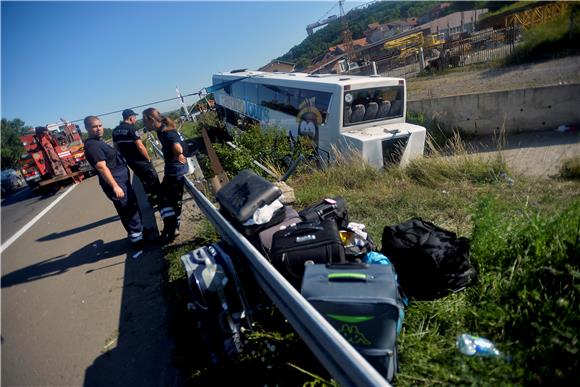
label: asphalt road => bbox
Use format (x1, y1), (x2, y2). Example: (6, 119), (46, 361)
(1, 175), (181, 386)
(1, 187), (63, 245)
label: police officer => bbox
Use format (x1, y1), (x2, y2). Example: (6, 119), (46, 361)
(142, 108), (188, 243)
(84, 115), (144, 258)
(113, 109), (161, 208)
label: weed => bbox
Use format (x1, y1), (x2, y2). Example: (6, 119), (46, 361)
(559, 155), (580, 180)
(212, 124), (315, 179)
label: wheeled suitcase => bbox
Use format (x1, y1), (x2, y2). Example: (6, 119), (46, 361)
(270, 218), (346, 288)
(180, 243), (252, 362)
(301, 262), (404, 382)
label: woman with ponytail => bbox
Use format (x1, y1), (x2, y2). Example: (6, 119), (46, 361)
(143, 107), (188, 243)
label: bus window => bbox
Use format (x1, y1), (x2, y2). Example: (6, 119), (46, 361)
(244, 82), (258, 102)
(343, 86), (404, 127)
(231, 82), (244, 98)
(259, 84), (331, 124)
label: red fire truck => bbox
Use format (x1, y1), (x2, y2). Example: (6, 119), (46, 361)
(19, 121), (93, 191)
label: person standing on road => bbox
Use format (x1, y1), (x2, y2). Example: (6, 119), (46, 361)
(113, 109), (161, 208)
(142, 107), (188, 243)
(83, 115), (144, 258)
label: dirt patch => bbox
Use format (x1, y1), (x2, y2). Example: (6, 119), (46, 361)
(407, 55), (580, 100)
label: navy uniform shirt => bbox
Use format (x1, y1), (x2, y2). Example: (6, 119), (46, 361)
(157, 128), (189, 176)
(112, 122), (145, 163)
(84, 137), (129, 198)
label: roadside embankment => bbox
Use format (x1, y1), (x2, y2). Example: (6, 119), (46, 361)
(408, 84), (580, 135)
(406, 55), (580, 134)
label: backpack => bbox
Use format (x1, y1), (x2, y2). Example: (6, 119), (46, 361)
(181, 243), (252, 362)
(380, 218), (478, 300)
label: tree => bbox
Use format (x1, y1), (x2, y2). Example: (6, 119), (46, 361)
(1, 118), (30, 169)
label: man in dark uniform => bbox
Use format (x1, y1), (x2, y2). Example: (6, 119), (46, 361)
(113, 109), (161, 208)
(84, 115), (144, 259)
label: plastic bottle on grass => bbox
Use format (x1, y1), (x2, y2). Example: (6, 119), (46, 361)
(456, 334), (502, 357)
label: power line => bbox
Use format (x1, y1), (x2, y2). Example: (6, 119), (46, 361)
(67, 91), (204, 125)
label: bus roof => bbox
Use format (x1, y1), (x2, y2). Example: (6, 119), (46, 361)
(213, 70), (404, 87)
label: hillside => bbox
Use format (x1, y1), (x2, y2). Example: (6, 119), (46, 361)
(276, 1), (511, 70)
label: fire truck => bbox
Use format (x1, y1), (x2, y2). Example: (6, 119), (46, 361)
(19, 121), (93, 191)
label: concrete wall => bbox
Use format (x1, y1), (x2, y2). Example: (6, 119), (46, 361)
(408, 84), (580, 134)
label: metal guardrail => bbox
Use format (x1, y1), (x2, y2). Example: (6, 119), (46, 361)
(149, 138), (391, 387)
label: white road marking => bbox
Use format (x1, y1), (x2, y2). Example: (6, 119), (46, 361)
(1, 184), (78, 254)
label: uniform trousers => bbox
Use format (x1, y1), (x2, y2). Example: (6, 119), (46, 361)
(108, 178), (143, 243)
(128, 160), (161, 207)
(159, 174), (185, 240)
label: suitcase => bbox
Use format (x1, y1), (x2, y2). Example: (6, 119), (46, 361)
(301, 262), (404, 382)
(180, 243), (251, 362)
(270, 218), (346, 288)
(256, 206), (302, 254)
(299, 197), (349, 229)
(216, 169), (281, 224)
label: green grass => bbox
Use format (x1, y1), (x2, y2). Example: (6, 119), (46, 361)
(163, 132), (580, 385)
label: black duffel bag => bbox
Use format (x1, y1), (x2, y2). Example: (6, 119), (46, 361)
(299, 197), (349, 230)
(381, 218), (478, 300)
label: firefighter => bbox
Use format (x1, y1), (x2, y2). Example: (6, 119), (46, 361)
(83, 115), (144, 258)
(112, 109), (161, 208)
(142, 108), (188, 244)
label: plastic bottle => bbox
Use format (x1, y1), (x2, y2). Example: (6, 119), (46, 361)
(456, 334), (502, 357)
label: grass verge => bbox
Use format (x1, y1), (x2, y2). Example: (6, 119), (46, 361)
(163, 137), (580, 385)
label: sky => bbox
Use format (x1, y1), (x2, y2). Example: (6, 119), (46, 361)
(1, 0), (365, 130)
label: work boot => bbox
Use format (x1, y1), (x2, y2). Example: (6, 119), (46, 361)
(131, 239), (144, 259)
(160, 217), (178, 245)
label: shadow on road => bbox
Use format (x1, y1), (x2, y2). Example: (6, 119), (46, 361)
(36, 216), (120, 242)
(83, 243), (181, 387)
(1, 239), (128, 288)
(82, 174), (182, 386)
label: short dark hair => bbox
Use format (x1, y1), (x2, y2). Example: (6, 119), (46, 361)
(84, 115), (100, 129)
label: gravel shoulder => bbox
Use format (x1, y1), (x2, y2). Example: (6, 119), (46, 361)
(407, 55), (580, 100)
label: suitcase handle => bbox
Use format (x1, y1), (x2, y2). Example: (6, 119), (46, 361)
(326, 262), (368, 270)
(281, 224), (324, 237)
(328, 273), (368, 282)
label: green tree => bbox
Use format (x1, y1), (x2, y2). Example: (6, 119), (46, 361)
(1, 118), (30, 169)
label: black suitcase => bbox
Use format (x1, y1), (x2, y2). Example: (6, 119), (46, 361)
(216, 169), (282, 224)
(301, 262), (404, 382)
(299, 197), (349, 229)
(270, 218), (346, 288)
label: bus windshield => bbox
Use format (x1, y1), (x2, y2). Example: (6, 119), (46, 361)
(343, 85), (404, 127)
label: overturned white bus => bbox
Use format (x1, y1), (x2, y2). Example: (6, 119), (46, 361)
(211, 70), (426, 168)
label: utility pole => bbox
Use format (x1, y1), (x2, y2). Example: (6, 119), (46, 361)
(176, 87), (191, 121)
(339, 0), (356, 65)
